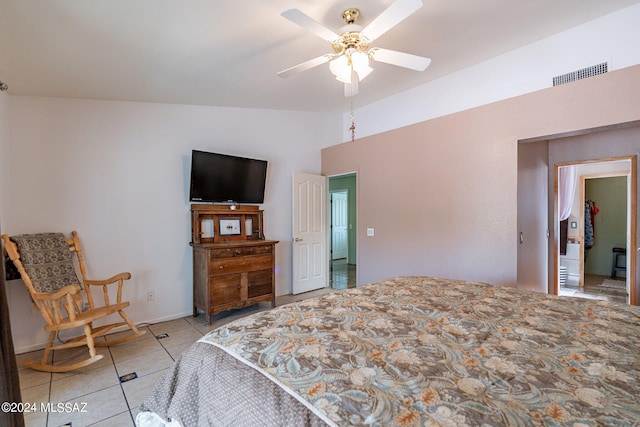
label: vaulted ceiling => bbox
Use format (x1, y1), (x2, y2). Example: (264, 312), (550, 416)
(1, 0), (638, 112)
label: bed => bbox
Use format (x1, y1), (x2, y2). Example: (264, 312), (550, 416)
(136, 276), (640, 426)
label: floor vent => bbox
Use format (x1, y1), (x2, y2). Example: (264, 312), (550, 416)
(553, 62), (608, 86)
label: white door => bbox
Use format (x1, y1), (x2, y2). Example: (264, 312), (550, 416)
(292, 172), (328, 294)
(331, 191), (348, 260)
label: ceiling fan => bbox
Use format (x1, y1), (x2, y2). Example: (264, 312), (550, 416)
(277, 0), (431, 97)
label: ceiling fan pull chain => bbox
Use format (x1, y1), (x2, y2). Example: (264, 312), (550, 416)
(349, 95), (356, 142)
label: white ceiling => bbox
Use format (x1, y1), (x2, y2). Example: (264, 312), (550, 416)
(1, 0), (638, 113)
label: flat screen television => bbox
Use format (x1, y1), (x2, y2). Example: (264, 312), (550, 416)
(189, 150), (268, 204)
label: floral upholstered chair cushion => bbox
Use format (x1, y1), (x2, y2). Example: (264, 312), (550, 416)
(11, 233), (81, 293)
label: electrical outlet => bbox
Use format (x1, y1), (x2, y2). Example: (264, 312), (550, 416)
(367, 228), (375, 237)
(147, 291), (155, 302)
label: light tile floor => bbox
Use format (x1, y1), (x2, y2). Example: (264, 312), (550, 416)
(16, 260), (359, 427)
(17, 290), (335, 427)
(330, 259), (356, 290)
(559, 273), (627, 303)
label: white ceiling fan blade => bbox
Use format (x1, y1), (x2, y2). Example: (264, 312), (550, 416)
(361, 0), (423, 42)
(277, 55), (332, 78)
(370, 48), (431, 71)
(281, 9), (340, 42)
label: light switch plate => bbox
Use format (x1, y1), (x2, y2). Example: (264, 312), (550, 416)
(367, 228), (374, 237)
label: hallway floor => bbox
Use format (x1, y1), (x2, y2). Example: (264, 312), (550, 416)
(330, 258), (356, 290)
(559, 274), (627, 304)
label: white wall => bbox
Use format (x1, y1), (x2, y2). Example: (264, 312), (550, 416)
(3, 96), (340, 352)
(345, 2), (640, 141)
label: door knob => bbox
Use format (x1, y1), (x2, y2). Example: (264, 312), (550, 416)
(294, 237), (303, 242)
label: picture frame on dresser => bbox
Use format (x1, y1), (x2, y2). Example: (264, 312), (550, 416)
(219, 218), (241, 236)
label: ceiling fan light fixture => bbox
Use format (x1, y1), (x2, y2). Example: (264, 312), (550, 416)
(330, 51), (373, 84)
(351, 51), (373, 80)
(278, 0), (429, 96)
(330, 55), (352, 82)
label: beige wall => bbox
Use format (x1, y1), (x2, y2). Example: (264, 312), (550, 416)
(322, 65), (640, 290)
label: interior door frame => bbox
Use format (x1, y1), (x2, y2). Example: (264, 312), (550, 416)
(553, 155), (636, 303)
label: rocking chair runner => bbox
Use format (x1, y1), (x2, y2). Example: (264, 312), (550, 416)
(2, 231), (145, 372)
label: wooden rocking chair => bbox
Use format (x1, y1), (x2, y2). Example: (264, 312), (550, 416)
(2, 231), (145, 372)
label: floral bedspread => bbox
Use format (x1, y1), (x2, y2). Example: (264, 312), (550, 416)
(200, 276), (640, 426)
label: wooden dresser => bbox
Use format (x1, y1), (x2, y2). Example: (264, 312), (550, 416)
(190, 204), (278, 324)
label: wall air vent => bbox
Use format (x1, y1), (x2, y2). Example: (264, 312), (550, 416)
(553, 62), (608, 86)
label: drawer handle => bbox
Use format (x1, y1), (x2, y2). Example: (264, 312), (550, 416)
(219, 265), (224, 270)
(237, 285), (241, 290)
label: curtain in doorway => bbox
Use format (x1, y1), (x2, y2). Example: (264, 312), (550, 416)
(558, 166), (578, 221)
(558, 166), (578, 255)
(1, 230), (25, 427)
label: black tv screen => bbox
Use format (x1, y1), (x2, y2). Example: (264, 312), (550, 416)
(189, 150), (267, 203)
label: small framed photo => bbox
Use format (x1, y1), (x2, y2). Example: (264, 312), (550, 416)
(219, 218), (241, 236)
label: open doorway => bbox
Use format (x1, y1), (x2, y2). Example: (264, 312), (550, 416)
(556, 159), (633, 303)
(517, 124), (640, 304)
(329, 174), (357, 289)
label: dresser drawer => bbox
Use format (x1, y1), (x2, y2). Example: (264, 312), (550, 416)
(210, 247), (244, 258)
(210, 245), (273, 259)
(210, 254), (273, 275)
(248, 245), (273, 256)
